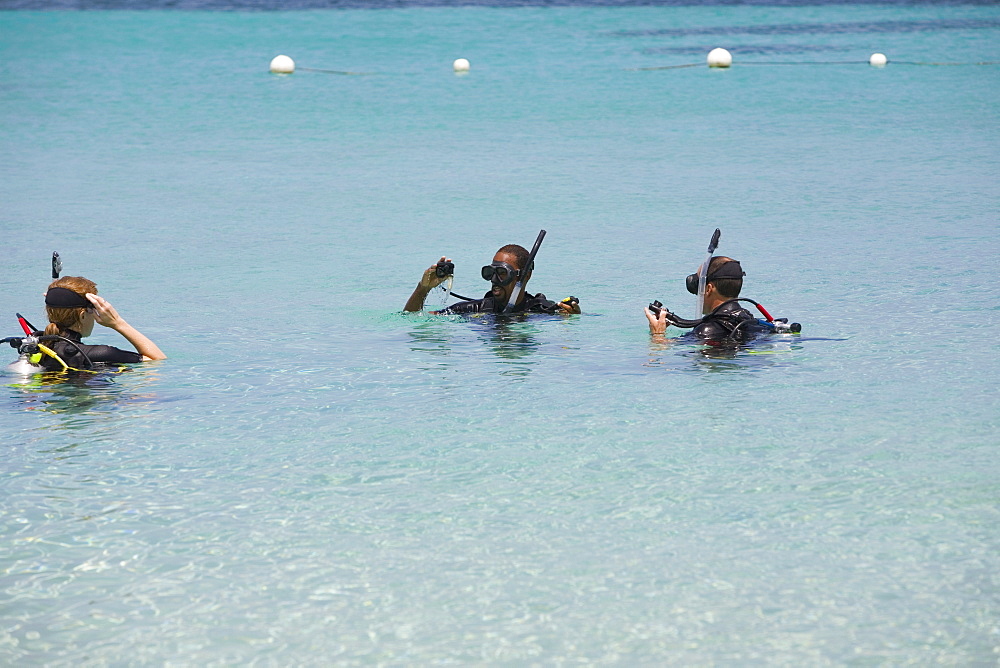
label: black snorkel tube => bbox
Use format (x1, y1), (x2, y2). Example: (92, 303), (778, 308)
(503, 229), (546, 314)
(696, 229), (721, 318)
(52, 251), (62, 280)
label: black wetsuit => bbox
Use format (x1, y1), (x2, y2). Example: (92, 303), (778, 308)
(38, 329), (142, 371)
(441, 291), (562, 315)
(690, 300), (770, 343)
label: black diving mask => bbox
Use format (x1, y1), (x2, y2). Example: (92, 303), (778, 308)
(685, 260), (746, 294)
(481, 262), (520, 286)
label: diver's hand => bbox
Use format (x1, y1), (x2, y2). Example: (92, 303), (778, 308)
(405, 257), (451, 312)
(557, 297), (581, 314)
(645, 305), (669, 335)
(85, 293), (166, 360)
(86, 293), (126, 330)
(419, 256), (451, 290)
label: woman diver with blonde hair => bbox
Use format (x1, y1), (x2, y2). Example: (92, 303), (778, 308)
(38, 276), (166, 371)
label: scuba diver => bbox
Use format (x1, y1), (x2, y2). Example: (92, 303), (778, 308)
(645, 229), (799, 343)
(403, 230), (581, 315)
(5, 275), (166, 373)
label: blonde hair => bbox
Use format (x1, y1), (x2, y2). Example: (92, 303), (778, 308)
(44, 276), (97, 337)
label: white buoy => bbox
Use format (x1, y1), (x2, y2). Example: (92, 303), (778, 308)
(453, 58), (470, 73)
(707, 48), (732, 68)
(869, 53), (888, 67)
(270, 55), (295, 74)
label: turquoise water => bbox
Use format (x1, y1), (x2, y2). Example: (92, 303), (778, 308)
(2, 4), (999, 664)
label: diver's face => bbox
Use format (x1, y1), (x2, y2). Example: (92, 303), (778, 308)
(490, 251), (522, 301)
(701, 283), (718, 314)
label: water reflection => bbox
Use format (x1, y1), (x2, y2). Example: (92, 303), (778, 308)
(2, 365), (162, 420)
(407, 313), (550, 377)
(645, 334), (805, 374)
(407, 320), (457, 360)
(470, 315), (542, 377)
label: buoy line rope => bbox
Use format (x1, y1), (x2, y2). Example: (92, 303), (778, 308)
(274, 53), (999, 76)
(744, 60), (1000, 66)
(742, 60), (869, 65)
(631, 63), (702, 71)
(297, 67), (374, 75)
(890, 60), (1000, 66)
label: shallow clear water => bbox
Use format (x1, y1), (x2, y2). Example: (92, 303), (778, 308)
(1, 3), (998, 665)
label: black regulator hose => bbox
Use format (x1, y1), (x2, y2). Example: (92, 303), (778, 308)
(649, 298), (799, 332)
(36, 335), (95, 370)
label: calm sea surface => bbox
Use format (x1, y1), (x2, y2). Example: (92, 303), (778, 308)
(1, 2), (998, 664)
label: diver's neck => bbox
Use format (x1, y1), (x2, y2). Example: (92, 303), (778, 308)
(703, 295), (729, 314)
(493, 286), (527, 313)
(512, 282), (529, 307)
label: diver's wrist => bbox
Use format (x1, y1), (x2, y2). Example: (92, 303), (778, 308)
(415, 284), (431, 308)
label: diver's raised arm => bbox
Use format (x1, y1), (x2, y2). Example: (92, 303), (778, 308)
(85, 293), (166, 361)
(645, 305), (669, 336)
(404, 256), (451, 312)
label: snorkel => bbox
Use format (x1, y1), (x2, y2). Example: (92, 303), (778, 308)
(503, 229), (546, 314)
(696, 229), (721, 317)
(52, 251), (61, 279)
